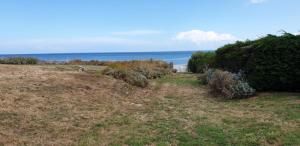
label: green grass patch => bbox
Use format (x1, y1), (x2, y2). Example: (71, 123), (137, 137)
(226, 93), (300, 121)
(78, 89), (299, 146)
(283, 131), (300, 146)
(157, 73), (200, 87)
(178, 119), (283, 146)
(178, 124), (229, 146)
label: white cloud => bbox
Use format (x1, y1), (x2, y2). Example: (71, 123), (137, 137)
(174, 30), (237, 44)
(112, 30), (161, 36)
(249, 0), (267, 4)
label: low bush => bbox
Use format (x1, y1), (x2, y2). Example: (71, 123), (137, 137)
(102, 60), (173, 87)
(133, 66), (170, 79)
(187, 51), (215, 73)
(207, 69), (255, 99)
(0, 57), (38, 65)
(103, 67), (148, 87)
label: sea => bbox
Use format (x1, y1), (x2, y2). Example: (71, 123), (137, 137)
(0, 51), (196, 72)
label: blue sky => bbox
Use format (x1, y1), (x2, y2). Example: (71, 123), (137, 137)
(0, 0), (299, 54)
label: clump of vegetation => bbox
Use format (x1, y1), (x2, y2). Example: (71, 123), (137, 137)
(206, 69), (255, 99)
(215, 33), (300, 91)
(0, 57), (38, 64)
(187, 51), (215, 73)
(102, 60), (173, 87)
(103, 67), (149, 87)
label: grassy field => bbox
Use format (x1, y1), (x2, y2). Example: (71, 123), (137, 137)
(0, 65), (299, 145)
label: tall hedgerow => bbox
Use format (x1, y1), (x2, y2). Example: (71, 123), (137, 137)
(215, 33), (300, 91)
(215, 40), (253, 73)
(245, 33), (300, 91)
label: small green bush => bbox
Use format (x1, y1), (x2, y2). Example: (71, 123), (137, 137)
(0, 57), (38, 65)
(187, 52), (215, 73)
(207, 69), (255, 99)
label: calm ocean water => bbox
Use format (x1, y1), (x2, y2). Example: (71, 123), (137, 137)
(0, 51), (195, 65)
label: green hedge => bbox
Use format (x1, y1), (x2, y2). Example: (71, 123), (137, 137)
(215, 40), (253, 72)
(215, 33), (300, 91)
(187, 51), (215, 73)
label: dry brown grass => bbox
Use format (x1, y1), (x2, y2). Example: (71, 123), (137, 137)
(0, 64), (134, 145)
(0, 65), (298, 145)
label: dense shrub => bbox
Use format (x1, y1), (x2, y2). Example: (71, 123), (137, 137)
(188, 51), (215, 73)
(0, 57), (38, 64)
(215, 33), (300, 91)
(207, 69), (255, 99)
(215, 41), (253, 72)
(245, 34), (300, 91)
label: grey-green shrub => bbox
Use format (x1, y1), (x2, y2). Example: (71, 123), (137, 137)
(229, 81), (256, 99)
(207, 69), (255, 99)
